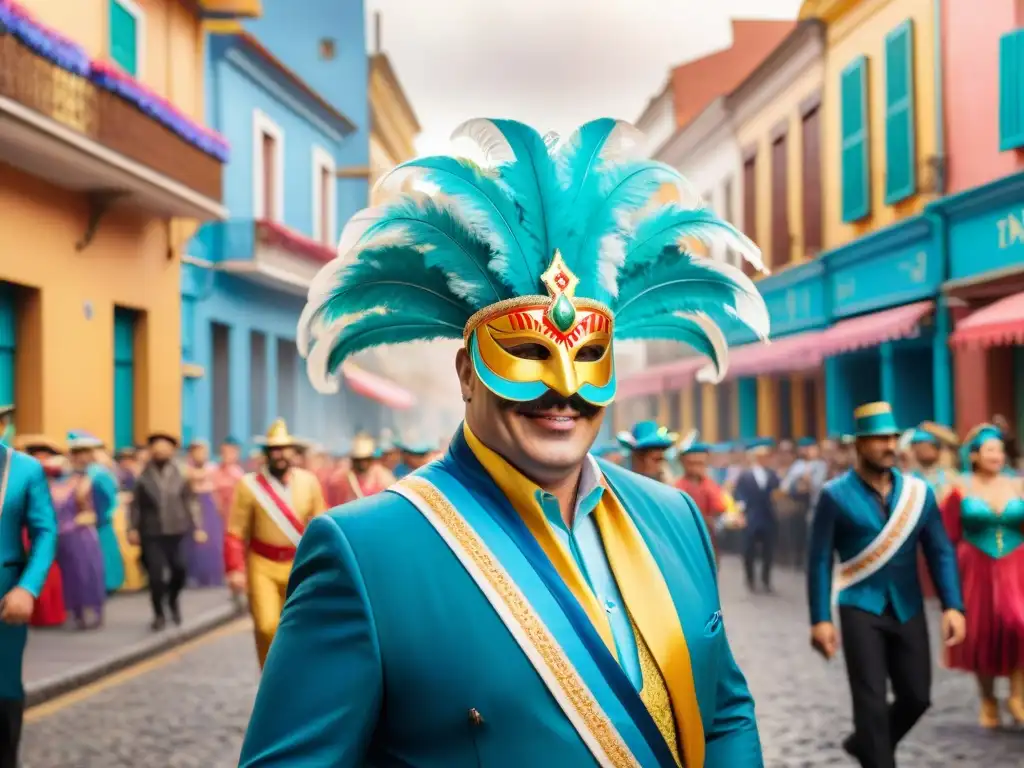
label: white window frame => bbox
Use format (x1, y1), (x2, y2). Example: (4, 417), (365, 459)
(252, 109), (285, 222)
(111, 0), (146, 79)
(311, 146), (337, 245)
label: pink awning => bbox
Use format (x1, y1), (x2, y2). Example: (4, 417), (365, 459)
(816, 300), (933, 357)
(341, 363), (415, 410)
(950, 291), (1024, 348)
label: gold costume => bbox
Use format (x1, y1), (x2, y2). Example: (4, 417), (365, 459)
(225, 420), (326, 667)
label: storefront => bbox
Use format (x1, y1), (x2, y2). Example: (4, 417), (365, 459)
(933, 170), (1024, 440)
(617, 259), (830, 441)
(818, 215), (950, 436)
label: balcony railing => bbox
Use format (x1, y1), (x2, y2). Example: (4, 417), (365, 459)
(0, 32), (222, 201)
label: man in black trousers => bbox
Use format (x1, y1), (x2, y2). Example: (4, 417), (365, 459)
(733, 438), (780, 592)
(127, 433), (203, 631)
(806, 402), (966, 768)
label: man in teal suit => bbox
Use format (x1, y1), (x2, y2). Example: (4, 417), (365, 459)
(0, 439), (58, 767)
(617, 421), (678, 482)
(807, 401), (965, 768)
(241, 118), (772, 766)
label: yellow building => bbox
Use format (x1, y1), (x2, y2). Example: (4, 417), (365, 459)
(801, 0), (940, 248)
(368, 51), (421, 205)
(726, 19), (830, 440)
(0, 0), (257, 447)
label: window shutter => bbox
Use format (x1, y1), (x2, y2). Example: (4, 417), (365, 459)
(999, 29), (1024, 151)
(0, 285), (16, 408)
(884, 20), (916, 204)
(113, 308), (136, 450)
(109, 0), (139, 76)
(840, 56), (871, 223)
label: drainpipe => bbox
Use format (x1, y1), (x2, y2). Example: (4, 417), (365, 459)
(933, 0), (947, 196)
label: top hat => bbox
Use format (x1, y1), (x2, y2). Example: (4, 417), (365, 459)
(852, 402), (900, 437)
(257, 419), (299, 449)
(617, 421), (678, 452)
(349, 432), (376, 461)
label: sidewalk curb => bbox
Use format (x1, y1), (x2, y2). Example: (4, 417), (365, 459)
(25, 602), (246, 708)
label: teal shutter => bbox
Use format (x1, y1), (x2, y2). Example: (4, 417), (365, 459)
(113, 308), (136, 450)
(884, 20), (916, 204)
(0, 285), (16, 409)
(840, 56), (871, 222)
(999, 29), (1024, 151)
(109, 0), (139, 76)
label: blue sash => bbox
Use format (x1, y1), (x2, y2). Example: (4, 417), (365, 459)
(406, 432), (678, 768)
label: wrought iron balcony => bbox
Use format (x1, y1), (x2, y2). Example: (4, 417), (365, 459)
(0, 14), (227, 230)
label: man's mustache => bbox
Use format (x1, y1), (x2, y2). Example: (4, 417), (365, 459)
(498, 389), (601, 419)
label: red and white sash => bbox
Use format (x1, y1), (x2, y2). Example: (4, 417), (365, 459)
(243, 472), (305, 546)
(832, 475), (927, 603)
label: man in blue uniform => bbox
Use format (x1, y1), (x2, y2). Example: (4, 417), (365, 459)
(241, 117), (773, 766)
(0, 438), (57, 768)
(733, 438), (779, 593)
(807, 402), (965, 768)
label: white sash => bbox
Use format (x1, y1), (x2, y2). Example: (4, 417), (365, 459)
(242, 472), (302, 547)
(832, 475), (927, 605)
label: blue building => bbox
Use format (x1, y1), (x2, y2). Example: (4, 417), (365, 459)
(182, 4), (412, 452)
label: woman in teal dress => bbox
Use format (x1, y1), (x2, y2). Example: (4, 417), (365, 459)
(69, 431), (125, 594)
(941, 424), (1024, 728)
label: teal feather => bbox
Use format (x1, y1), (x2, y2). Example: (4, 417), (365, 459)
(615, 314), (727, 380)
(614, 251), (768, 339)
(379, 156), (542, 296)
(324, 312), (462, 376)
(305, 245), (474, 330)
(348, 194), (511, 305)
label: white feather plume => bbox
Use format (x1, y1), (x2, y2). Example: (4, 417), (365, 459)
(449, 119), (517, 168)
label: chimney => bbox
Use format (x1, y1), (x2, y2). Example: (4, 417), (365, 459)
(374, 11), (382, 54)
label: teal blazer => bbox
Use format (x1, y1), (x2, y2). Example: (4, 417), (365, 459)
(0, 446), (58, 700)
(241, 432), (760, 767)
(807, 469), (962, 626)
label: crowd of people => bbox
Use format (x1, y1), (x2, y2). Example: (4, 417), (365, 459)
(2, 403), (445, 635)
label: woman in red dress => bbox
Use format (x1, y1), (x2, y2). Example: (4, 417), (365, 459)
(20, 436), (67, 627)
(941, 424), (1024, 728)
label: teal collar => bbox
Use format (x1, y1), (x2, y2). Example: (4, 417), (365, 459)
(533, 454), (605, 534)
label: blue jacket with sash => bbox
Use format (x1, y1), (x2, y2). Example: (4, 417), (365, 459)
(0, 445), (58, 700)
(240, 431), (760, 767)
(806, 469), (962, 626)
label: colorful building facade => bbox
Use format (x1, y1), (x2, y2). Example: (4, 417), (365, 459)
(0, 0), (257, 448)
(182, 2), (414, 452)
(937, 0), (1024, 437)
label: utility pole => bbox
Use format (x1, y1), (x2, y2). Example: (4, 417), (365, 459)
(374, 11), (382, 54)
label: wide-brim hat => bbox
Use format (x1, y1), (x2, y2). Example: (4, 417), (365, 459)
(17, 434), (62, 455)
(745, 437), (775, 455)
(349, 432), (376, 460)
(677, 429), (710, 456)
(68, 430), (105, 451)
(146, 432), (180, 447)
(0, 404), (15, 419)
(591, 443), (623, 458)
(396, 440), (435, 456)
(256, 418), (299, 449)
(917, 421), (959, 448)
(617, 420), (677, 452)
(853, 402), (900, 437)
(796, 436), (817, 448)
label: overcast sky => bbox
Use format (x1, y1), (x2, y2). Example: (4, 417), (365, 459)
(365, 0), (803, 156)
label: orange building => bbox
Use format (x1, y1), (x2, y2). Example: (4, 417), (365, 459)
(0, 0), (258, 447)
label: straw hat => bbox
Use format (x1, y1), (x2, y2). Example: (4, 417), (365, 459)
(256, 419), (299, 449)
(16, 434), (62, 455)
(349, 432), (376, 461)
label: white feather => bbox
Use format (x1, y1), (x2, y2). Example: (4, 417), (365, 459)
(616, 430), (636, 447)
(597, 121), (647, 165)
(450, 119), (517, 168)
(678, 428), (699, 452)
(678, 311), (732, 384)
(336, 206), (390, 256)
(897, 429), (916, 452)
(596, 233), (627, 297)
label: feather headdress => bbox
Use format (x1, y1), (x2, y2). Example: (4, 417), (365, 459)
(299, 118), (770, 394)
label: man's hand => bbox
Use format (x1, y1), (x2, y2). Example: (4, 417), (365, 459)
(941, 609), (967, 647)
(810, 621), (839, 660)
(227, 571), (247, 595)
(127, 530), (140, 546)
(0, 586), (35, 625)
(193, 529), (209, 544)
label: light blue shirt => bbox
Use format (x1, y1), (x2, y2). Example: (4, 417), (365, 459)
(531, 455), (643, 690)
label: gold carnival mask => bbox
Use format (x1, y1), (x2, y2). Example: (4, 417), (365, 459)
(465, 252), (617, 406)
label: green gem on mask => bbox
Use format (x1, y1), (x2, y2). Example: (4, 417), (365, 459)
(548, 294), (576, 332)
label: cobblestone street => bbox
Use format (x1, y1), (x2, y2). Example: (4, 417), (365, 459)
(19, 561), (1024, 767)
